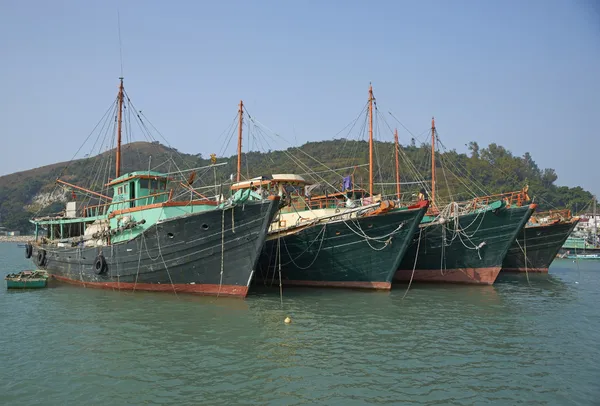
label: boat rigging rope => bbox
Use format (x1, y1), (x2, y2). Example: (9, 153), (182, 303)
(277, 236), (283, 307)
(440, 203), (489, 256)
(342, 218), (405, 251)
(231, 208), (235, 233)
(77, 247), (86, 287)
(143, 226), (178, 297)
(280, 224), (328, 270)
(440, 226), (447, 276)
(402, 227), (423, 300)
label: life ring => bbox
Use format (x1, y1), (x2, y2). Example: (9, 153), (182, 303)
(36, 249), (46, 267)
(25, 243), (33, 259)
(94, 254), (107, 275)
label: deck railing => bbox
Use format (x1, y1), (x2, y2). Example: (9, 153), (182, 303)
(82, 191), (171, 217)
(530, 209), (572, 224)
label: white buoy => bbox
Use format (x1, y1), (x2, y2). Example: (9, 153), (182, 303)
(284, 316), (292, 324)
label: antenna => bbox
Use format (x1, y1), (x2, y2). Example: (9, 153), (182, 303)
(117, 9), (124, 77)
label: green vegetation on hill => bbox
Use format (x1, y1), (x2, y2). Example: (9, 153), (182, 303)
(0, 140), (592, 233)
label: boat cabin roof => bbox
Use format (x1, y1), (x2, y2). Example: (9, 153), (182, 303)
(106, 171), (172, 187)
(231, 174), (310, 191)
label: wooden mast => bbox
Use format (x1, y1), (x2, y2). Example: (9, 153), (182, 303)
(594, 196), (597, 245)
(237, 100), (243, 182)
(394, 128), (400, 199)
(431, 116), (436, 207)
(368, 84), (374, 197)
(115, 77), (124, 178)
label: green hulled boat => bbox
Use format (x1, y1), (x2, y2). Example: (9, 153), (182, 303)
(395, 198), (536, 285)
(502, 210), (579, 272)
(233, 174), (429, 290)
(5, 270), (49, 289)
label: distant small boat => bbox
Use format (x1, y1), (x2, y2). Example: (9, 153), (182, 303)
(5, 270), (49, 289)
(564, 253), (600, 260)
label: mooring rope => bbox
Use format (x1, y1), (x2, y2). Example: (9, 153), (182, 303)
(524, 228), (531, 285)
(133, 234), (144, 292)
(217, 207), (226, 298)
(402, 227), (423, 300)
(154, 226), (178, 297)
(516, 237), (533, 287)
(277, 235), (283, 307)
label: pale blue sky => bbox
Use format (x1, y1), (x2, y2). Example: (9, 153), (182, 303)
(1, 1), (598, 195)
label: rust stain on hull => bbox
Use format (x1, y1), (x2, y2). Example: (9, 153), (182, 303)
(51, 275), (249, 297)
(393, 266), (501, 285)
(277, 280), (391, 290)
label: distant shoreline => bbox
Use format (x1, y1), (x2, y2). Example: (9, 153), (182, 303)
(0, 236), (34, 243)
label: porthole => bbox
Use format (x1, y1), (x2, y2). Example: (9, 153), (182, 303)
(167, 233), (174, 239)
(201, 224), (209, 230)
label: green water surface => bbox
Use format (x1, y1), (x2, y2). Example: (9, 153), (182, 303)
(0, 242), (598, 405)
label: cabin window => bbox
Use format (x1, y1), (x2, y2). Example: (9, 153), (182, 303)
(123, 184), (128, 193)
(160, 180), (167, 190)
(139, 179), (149, 189)
(150, 179), (159, 190)
(118, 186), (123, 194)
(130, 182), (136, 207)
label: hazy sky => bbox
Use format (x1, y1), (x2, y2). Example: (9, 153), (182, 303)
(1, 1), (599, 195)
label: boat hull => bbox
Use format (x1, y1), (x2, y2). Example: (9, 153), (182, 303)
(6, 279), (48, 289)
(257, 203), (428, 290)
(502, 219), (579, 273)
(31, 199), (279, 298)
(395, 204), (536, 285)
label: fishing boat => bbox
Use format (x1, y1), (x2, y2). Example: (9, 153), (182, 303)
(502, 209), (579, 272)
(233, 87), (429, 290)
(559, 197), (600, 259)
(245, 176), (428, 290)
(394, 118), (537, 285)
(565, 253), (600, 260)
(25, 79), (280, 298)
(5, 270), (48, 289)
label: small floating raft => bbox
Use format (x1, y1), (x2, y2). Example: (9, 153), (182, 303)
(5, 270), (49, 289)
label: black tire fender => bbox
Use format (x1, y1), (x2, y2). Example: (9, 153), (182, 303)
(94, 254), (107, 275)
(25, 243), (33, 259)
(36, 249), (46, 267)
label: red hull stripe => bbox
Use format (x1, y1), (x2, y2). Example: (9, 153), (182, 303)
(502, 267), (548, 273)
(394, 267), (501, 285)
(50, 275), (248, 297)
(279, 280), (391, 290)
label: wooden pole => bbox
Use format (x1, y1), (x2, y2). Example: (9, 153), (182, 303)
(116, 77), (124, 178)
(368, 84), (374, 197)
(431, 117), (436, 207)
(237, 100), (243, 182)
(394, 128), (400, 199)
(56, 179), (111, 200)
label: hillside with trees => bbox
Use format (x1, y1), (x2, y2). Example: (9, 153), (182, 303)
(0, 139), (592, 233)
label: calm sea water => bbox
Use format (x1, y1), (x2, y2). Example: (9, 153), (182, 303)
(0, 242), (599, 405)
